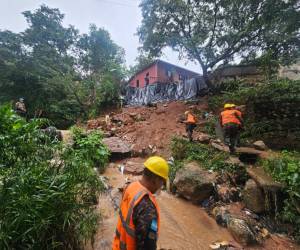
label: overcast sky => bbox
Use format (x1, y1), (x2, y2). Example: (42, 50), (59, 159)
(0, 0), (200, 72)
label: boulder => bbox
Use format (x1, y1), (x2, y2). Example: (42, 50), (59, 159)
(124, 159), (144, 175)
(103, 137), (131, 157)
(253, 140), (268, 151)
(227, 217), (257, 246)
(196, 133), (211, 144)
(212, 206), (231, 227)
(173, 162), (217, 203)
(246, 167), (283, 192)
(243, 179), (266, 213)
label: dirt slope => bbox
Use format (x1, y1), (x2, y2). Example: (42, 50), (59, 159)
(111, 100), (209, 157)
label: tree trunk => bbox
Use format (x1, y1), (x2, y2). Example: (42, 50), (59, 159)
(202, 66), (214, 91)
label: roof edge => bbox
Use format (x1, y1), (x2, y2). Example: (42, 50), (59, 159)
(128, 59), (201, 83)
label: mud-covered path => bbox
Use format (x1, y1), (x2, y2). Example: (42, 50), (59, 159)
(86, 165), (238, 250)
(84, 101), (299, 250)
(86, 164), (298, 250)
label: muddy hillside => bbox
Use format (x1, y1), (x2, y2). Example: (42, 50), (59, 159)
(82, 100), (299, 250)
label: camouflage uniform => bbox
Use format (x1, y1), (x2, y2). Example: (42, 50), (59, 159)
(132, 195), (158, 250)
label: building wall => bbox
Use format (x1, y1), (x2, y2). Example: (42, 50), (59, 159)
(129, 64), (157, 88)
(279, 61), (300, 80)
(129, 61), (199, 88)
(156, 61), (198, 84)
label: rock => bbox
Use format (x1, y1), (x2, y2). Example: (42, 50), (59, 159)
(217, 184), (240, 203)
(210, 141), (230, 152)
(212, 206), (231, 227)
(155, 109), (166, 115)
(87, 119), (106, 129)
(197, 133), (211, 144)
(103, 137), (131, 157)
(173, 162), (217, 203)
(103, 131), (112, 138)
(243, 179), (266, 213)
(128, 112), (137, 118)
(225, 156), (245, 167)
(253, 140), (268, 151)
(124, 160), (144, 175)
(211, 140), (270, 159)
(227, 217), (257, 245)
(246, 167), (284, 192)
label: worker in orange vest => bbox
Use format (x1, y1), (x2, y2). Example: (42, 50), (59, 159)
(220, 104), (243, 154)
(184, 110), (197, 142)
(112, 156), (169, 250)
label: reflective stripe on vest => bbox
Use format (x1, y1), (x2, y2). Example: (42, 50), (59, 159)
(187, 113), (196, 124)
(221, 109), (242, 126)
(112, 181), (160, 250)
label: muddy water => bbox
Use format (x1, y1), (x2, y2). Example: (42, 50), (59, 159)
(157, 192), (239, 249)
(86, 165), (299, 250)
(87, 166), (239, 250)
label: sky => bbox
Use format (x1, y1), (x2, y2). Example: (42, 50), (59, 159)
(0, 0), (201, 73)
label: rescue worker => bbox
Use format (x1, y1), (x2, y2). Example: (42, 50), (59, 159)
(113, 156), (169, 250)
(15, 98), (27, 118)
(220, 104), (243, 154)
(184, 110), (197, 142)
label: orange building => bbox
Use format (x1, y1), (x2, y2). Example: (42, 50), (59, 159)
(129, 60), (200, 88)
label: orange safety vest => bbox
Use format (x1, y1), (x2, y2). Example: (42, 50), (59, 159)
(186, 113), (196, 124)
(112, 181), (160, 250)
(221, 109), (242, 126)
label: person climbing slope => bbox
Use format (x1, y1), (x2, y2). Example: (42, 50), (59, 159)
(184, 110), (197, 142)
(112, 156), (169, 250)
(220, 103), (243, 154)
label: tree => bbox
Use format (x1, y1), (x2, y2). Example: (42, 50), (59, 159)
(0, 5), (126, 126)
(77, 24), (125, 76)
(138, 0), (300, 87)
(128, 51), (156, 77)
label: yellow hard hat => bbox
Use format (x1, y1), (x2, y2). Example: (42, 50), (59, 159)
(224, 103), (232, 109)
(144, 156), (169, 180)
(231, 103), (236, 108)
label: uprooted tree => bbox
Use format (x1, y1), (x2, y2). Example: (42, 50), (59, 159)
(138, 0), (300, 88)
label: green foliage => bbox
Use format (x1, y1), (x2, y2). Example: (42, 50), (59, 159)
(203, 115), (218, 137)
(171, 137), (235, 172)
(209, 79), (300, 149)
(139, 0), (299, 84)
(0, 5), (125, 128)
(168, 161), (183, 185)
(262, 151), (300, 241)
(71, 126), (110, 173)
(128, 51), (156, 77)
(0, 105), (104, 249)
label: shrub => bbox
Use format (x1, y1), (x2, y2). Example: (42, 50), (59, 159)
(171, 137), (238, 172)
(209, 79), (300, 149)
(71, 126), (110, 173)
(0, 105), (106, 249)
(262, 151), (300, 241)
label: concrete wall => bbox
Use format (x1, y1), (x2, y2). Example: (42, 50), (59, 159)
(279, 61), (300, 80)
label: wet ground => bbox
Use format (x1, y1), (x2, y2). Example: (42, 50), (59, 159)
(83, 101), (299, 250)
(85, 164), (299, 250)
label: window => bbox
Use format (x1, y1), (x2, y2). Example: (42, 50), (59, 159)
(136, 79), (139, 88)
